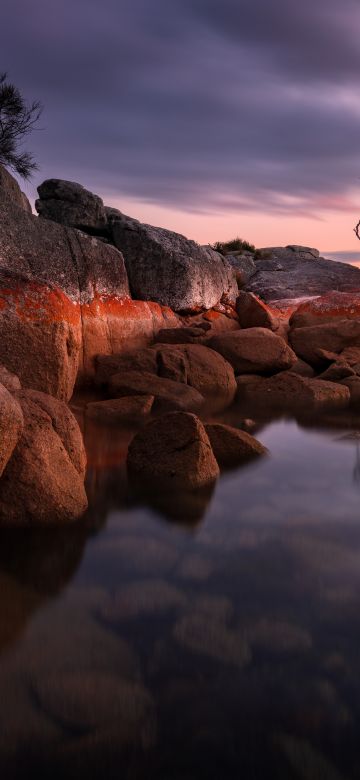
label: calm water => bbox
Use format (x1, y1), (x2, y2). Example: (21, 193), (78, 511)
(2, 401), (360, 778)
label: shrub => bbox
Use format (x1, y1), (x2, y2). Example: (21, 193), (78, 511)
(212, 237), (256, 255)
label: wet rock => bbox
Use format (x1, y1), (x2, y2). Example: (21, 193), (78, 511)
(290, 290), (360, 329)
(36, 178), (107, 231)
(235, 374), (264, 401)
(0, 385), (24, 477)
(86, 395), (154, 423)
(155, 343), (237, 407)
(33, 671), (155, 739)
(246, 245), (360, 301)
(317, 360), (355, 382)
(109, 371), (204, 413)
(340, 376), (360, 404)
(290, 320), (360, 367)
(244, 371), (350, 411)
(209, 328), (297, 374)
(247, 618), (312, 655)
(0, 391), (88, 525)
(127, 412), (220, 489)
(173, 614), (250, 667)
(100, 579), (187, 621)
(205, 423), (267, 468)
(109, 211), (237, 312)
(95, 349), (159, 385)
(236, 291), (278, 330)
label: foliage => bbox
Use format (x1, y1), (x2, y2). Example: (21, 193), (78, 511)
(212, 237), (256, 255)
(0, 72), (42, 179)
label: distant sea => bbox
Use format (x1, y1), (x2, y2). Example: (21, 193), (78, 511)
(322, 251), (360, 268)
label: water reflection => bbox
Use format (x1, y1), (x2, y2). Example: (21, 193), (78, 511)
(1, 403), (360, 776)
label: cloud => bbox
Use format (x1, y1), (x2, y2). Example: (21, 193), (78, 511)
(2, 0), (360, 217)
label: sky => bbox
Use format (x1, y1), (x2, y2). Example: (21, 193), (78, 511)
(2, 0), (360, 251)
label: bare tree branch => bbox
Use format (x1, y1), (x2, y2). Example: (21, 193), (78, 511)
(0, 72), (43, 179)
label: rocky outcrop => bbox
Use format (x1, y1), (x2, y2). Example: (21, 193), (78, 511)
(225, 251), (256, 287)
(245, 245), (360, 302)
(127, 412), (220, 489)
(0, 384), (24, 477)
(109, 211), (238, 312)
(36, 179), (107, 232)
(0, 390), (88, 525)
(209, 328), (297, 374)
(204, 423), (267, 468)
(0, 164), (31, 213)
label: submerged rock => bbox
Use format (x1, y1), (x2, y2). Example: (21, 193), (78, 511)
(127, 411), (220, 489)
(205, 423), (267, 468)
(209, 328), (297, 374)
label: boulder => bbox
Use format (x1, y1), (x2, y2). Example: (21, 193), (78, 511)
(109, 211), (238, 312)
(290, 291), (360, 329)
(36, 178), (107, 232)
(209, 328), (297, 374)
(86, 395), (154, 423)
(154, 325), (207, 344)
(108, 371), (204, 413)
(127, 412), (220, 489)
(225, 252), (256, 286)
(244, 371), (350, 412)
(236, 290), (278, 330)
(204, 423), (267, 468)
(289, 320), (360, 367)
(288, 358), (315, 378)
(235, 374), (265, 401)
(0, 164), (31, 212)
(0, 384), (24, 477)
(317, 361), (355, 382)
(0, 269), (81, 401)
(245, 245), (360, 302)
(97, 343), (236, 409)
(0, 391), (88, 525)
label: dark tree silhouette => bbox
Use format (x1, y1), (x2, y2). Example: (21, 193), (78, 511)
(355, 220), (360, 242)
(0, 73), (42, 179)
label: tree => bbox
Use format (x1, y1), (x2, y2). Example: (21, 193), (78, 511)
(0, 72), (42, 179)
(355, 220), (360, 242)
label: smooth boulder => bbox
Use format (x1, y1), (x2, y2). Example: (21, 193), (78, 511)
(109, 211), (238, 312)
(86, 395), (154, 423)
(290, 291), (360, 329)
(109, 371), (204, 413)
(236, 291), (278, 330)
(209, 328), (297, 374)
(127, 412), (220, 489)
(205, 423), (267, 468)
(243, 371), (350, 411)
(289, 320), (360, 367)
(0, 391), (88, 525)
(36, 178), (107, 231)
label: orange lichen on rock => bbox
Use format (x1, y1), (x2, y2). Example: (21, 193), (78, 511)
(290, 292), (360, 329)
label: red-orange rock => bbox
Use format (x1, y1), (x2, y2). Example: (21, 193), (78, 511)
(290, 291), (360, 329)
(108, 371), (204, 413)
(246, 371), (350, 411)
(127, 412), (219, 489)
(289, 320), (360, 367)
(86, 396), (154, 423)
(236, 291), (278, 330)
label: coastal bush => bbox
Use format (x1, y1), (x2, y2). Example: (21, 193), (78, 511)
(212, 237), (256, 255)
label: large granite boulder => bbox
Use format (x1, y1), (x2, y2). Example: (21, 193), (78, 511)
(108, 370), (204, 413)
(0, 172), (179, 392)
(209, 328), (297, 374)
(127, 412), (219, 489)
(243, 371), (350, 412)
(245, 245), (360, 302)
(225, 252), (256, 287)
(236, 290), (278, 330)
(36, 179), (107, 232)
(0, 390), (88, 525)
(204, 423), (267, 468)
(109, 212), (238, 312)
